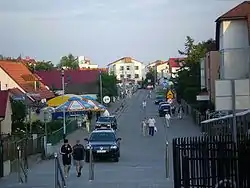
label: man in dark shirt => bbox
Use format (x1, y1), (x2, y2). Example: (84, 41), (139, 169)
(72, 140), (85, 177)
(60, 139), (72, 178)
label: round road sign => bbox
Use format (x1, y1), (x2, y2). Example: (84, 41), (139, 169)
(103, 96), (111, 104)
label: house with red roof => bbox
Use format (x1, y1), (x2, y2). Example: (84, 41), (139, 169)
(36, 69), (104, 95)
(215, 1), (250, 79)
(0, 90), (12, 135)
(167, 57), (186, 78)
(0, 61), (54, 102)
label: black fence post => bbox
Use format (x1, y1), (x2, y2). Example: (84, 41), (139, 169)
(182, 155), (190, 188)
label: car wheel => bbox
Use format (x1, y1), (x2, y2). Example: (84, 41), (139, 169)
(114, 157), (119, 162)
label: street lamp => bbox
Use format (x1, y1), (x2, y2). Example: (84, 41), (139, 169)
(99, 70), (103, 104)
(61, 68), (66, 139)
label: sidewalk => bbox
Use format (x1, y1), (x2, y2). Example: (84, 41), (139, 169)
(0, 99), (125, 186)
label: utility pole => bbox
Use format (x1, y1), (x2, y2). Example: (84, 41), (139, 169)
(99, 70), (103, 104)
(61, 68), (66, 139)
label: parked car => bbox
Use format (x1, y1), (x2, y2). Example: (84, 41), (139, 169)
(159, 104), (171, 117)
(155, 95), (165, 104)
(84, 128), (121, 162)
(95, 115), (118, 130)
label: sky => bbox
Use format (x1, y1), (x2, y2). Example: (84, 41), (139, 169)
(0, 0), (244, 66)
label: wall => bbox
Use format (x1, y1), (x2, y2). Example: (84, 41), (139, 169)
(219, 20), (249, 79)
(205, 51), (220, 103)
(1, 96), (12, 134)
(156, 63), (169, 78)
(0, 68), (21, 91)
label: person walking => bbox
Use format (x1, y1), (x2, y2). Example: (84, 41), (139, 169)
(142, 100), (147, 109)
(165, 112), (171, 128)
(141, 118), (147, 136)
(72, 140), (85, 177)
(60, 139), (73, 178)
(178, 104), (184, 119)
(148, 117), (156, 136)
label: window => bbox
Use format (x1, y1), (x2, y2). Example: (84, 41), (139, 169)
(135, 74), (139, 78)
(126, 66), (130, 70)
(120, 74), (124, 78)
(135, 66), (139, 70)
(89, 132), (116, 141)
(120, 66), (124, 71)
(127, 74), (131, 78)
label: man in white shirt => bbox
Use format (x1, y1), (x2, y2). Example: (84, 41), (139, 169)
(142, 100), (147, 109)
(148, 117), (156, 136)
(165, 113), (171, 128)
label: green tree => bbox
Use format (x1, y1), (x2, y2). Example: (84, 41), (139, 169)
(10, 99), (27, 133)
(97, 72), (118, 100)
(174, 36), (216, 103)
(58, 54), (79, 69)
(144, 67), (156, 86)
(29, 61), (54, 72)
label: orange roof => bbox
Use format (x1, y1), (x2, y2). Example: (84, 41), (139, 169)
(107, 57), (144, 66)
(0, 61), (54, 100)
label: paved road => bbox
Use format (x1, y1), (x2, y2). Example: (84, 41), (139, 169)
(1, 89), (201, 188)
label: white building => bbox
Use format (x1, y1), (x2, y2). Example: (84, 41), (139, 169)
(78, 56), (98, 69)
(107, 57), (145, 83)
(216, 1), (250, 79)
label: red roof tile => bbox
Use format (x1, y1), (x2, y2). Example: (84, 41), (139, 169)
(215, 1), (250, 48)
(216, 1), (250, 21)
(0, 91), (9, 117)
(0, 61), (54, 100)
(36, 69), (102, 89)
(168, 58), (185, 68)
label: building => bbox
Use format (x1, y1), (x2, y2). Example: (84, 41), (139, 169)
(107, 57), (145, 83)
(168, 58), (184, 78)
(0, 61), (54, 102)
(36, 69), (103, 95)
(156, 61), (170, 79)
(200, 51), (220, 103)
(215, 1), (250, 79)
(78, 56), (98, 69)
(0, 90), (12, 135)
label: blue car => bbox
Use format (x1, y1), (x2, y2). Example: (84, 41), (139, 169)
(155, 96), (165, 104)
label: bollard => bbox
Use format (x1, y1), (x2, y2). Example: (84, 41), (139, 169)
(165, 141), (170, 179)
(88, 147), (94, 181)
(17, 146), (21, 183)
(54, 153), (58, 188)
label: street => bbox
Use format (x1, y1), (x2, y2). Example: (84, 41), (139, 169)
(1, 89), (201, 188)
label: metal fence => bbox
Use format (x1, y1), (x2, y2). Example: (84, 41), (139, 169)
(201, 110), (250, 136)
(173, 135), (250, 188)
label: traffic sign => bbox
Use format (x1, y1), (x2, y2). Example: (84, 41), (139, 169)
(103, 96), (111, 104)
(166, 90), (174, 99)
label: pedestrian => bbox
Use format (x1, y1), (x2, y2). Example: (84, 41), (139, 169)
(142, 100), (146, 109)
(178, 104), (184, 119)
(72, 140), (85, 177)
(148, 117), (156, 136)
(60, 139), (73, 178)
(165, 112), (171, 128)
(141, 118), (147, 136)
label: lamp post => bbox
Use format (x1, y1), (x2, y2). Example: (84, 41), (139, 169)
(99, 70), (103, 104)
(61, 68), (66, 139)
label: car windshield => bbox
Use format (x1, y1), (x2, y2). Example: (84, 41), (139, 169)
(97, 116), (112, 122)
(161, 105), (170, 109)
(156, 96), (164, 99)
(89, 132), (116, 141)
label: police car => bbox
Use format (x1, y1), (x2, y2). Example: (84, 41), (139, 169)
(84, 128), (121, 162)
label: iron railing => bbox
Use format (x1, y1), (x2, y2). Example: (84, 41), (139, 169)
(172, 135), (250, 188)
(54, 153), (66, 188)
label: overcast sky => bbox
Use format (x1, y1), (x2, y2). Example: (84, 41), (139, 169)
(0, 0), (244, 66)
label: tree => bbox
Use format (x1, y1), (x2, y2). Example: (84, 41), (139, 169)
(10, 99), (27, 133)
(29, 61), (54, 72)
(174, 36), (216, 103)
(144, 67), (156, 86)
(57, 54), (79, 69)
(97, 72), (118, 101)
